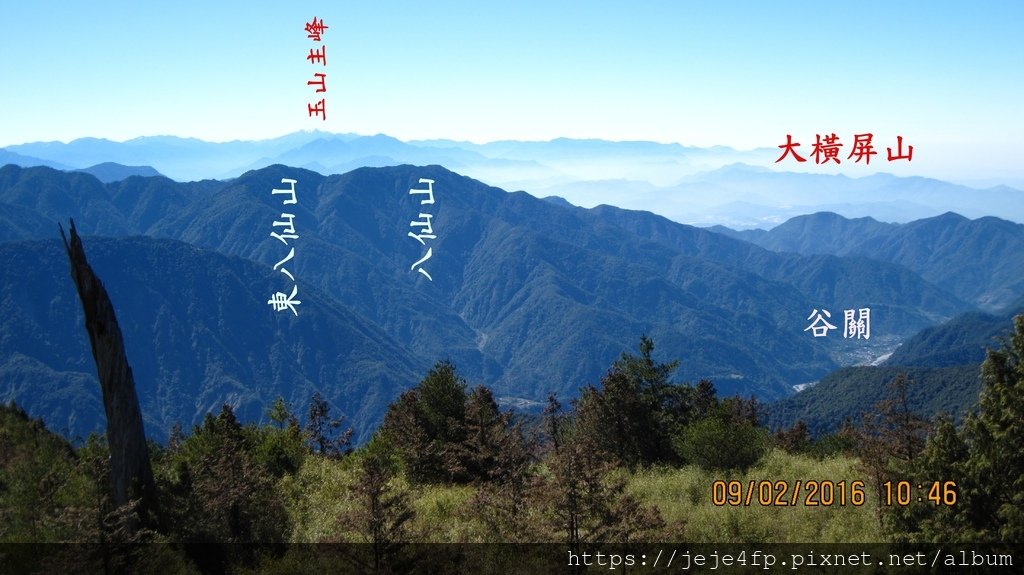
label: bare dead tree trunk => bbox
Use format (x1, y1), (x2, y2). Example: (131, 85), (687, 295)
(60, 220), (160, 531)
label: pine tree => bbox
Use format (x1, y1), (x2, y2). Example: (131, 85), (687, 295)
(775, 420), (811, 454)
(612, 335), (679, 405)
(464, 387), (536, 541)
(573, 336), (682, 467)
(851, 373), (930, 492)
(167, 422), (184, 453)
(693, 379), (717, 418)
(336, 448), (415, 571)
(454, 385), (506, 481)
(257, 397), (305, 477)
(380, 360), (469, 484)
(542, 392), (564, 455)
(268, 396), (296, 429)
(539, 433), (662, 546)
(574, 371), (656, 468)
(305, 392), (352, 458)
(890, 413), (972, 542)
(963, 314), (1024, 542)
(380, 389), (434, 483)
(416, 359), (468, 446)
(159, 404), (290, 552)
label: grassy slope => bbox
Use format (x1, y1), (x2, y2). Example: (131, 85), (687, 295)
(285, 449), (884, 544)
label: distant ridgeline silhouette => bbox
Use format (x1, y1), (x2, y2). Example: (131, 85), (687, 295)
(0, 163), (1019, 442)
(3, 132), (1023, 225)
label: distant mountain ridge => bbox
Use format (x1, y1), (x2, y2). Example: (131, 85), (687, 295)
(765, 289), (1024, 436)
(5, 131), (1022, 228)
(74, 162), (163, 182)
(0, 163), (988, 441)
(0, 237), (420, 443)
(0, 149), (71, 171)
(765, 364), (983, 436)
(711, 211), (1024, 310)
(884, 294), (1024, 367)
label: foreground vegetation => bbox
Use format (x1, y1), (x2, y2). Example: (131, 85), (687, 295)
(3, 318), (1023, 570)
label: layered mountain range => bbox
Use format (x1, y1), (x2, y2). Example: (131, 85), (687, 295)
(1, 162), (1019, 442)
(764, 293), (1024, 435)
(4, 133), (1023, 228)
(712, 211), (1024, 310)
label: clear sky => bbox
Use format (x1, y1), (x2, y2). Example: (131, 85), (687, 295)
(1, 1), (1021, 183)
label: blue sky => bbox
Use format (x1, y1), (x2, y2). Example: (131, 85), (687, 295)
(1, 1), (1021, 183)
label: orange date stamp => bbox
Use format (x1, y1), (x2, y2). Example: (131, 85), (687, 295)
(711, 479), (867, 507)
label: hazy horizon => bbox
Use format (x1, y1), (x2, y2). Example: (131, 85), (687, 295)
(2, 1), (1022, 186)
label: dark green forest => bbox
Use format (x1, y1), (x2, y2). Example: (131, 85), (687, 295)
(6, 164), (1005, 448)
(3, 319), (1023, 571)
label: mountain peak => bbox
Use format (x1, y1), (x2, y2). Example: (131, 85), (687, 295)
(74, 162), (163, 183)
(542, 195), (575, 208)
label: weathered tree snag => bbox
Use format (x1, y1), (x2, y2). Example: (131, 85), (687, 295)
(60, 219), (161, 530)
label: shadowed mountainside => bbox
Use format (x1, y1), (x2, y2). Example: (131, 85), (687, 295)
(0, 164), (993, 440)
